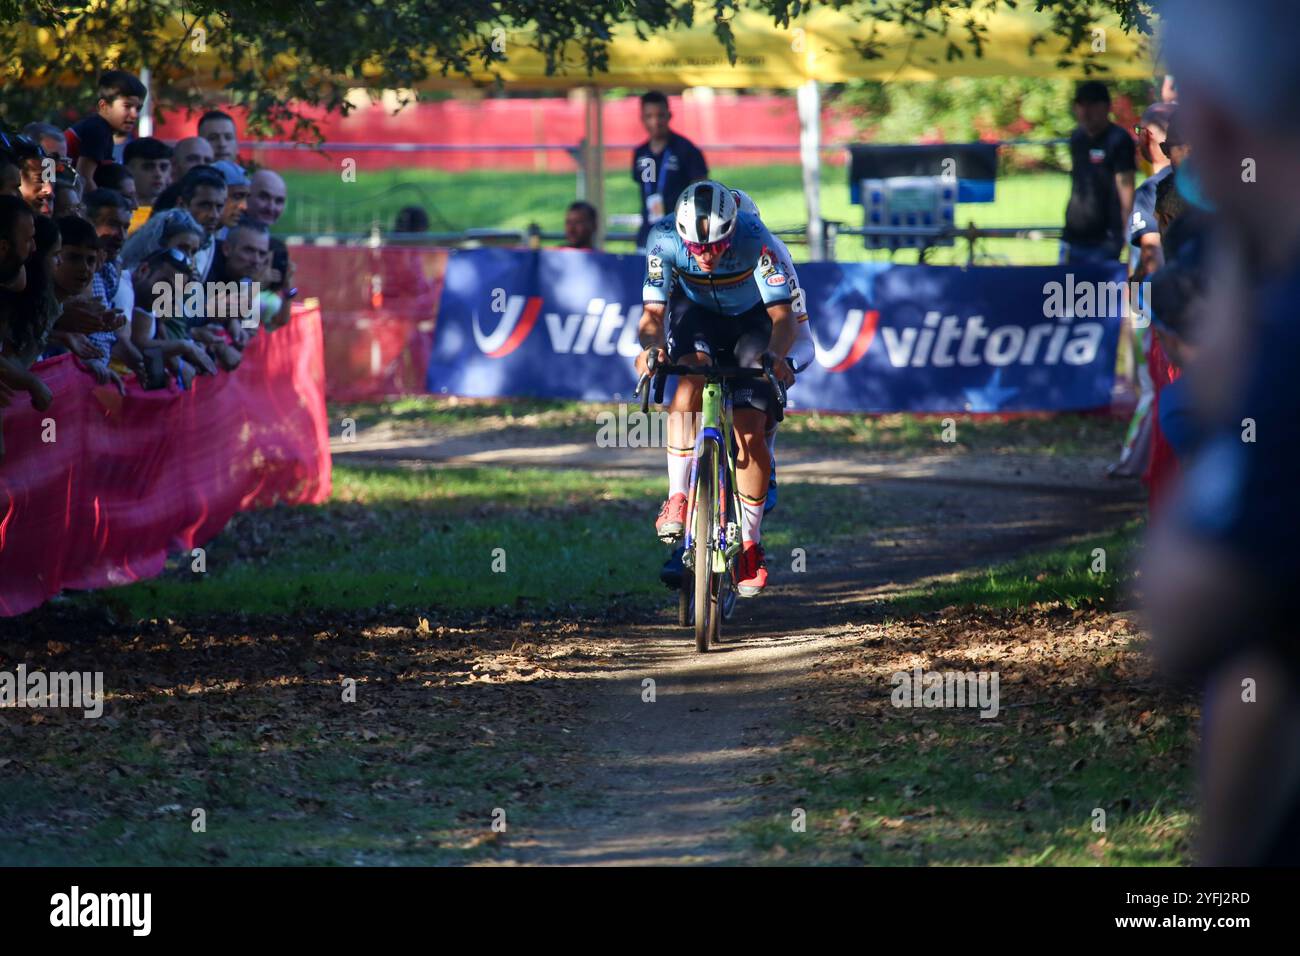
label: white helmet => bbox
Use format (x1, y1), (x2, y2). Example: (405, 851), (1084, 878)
(731, 188), (761, 218)
(675, 180), (738, 245)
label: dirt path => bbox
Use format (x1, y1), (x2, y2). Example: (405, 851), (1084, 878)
(485, 475), (1141, 865)
(323, 419), (1145, 864)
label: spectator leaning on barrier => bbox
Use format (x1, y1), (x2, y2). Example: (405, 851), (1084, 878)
(563, 201), (598, 250)
(48, 215), (125, 394)
(121, 206), (239, 372)
(1061, 81), (1137, 265)
(198, 110), (239, 164)
(11, 136), (53, 217)
(86, 188), (146, 381)
(176, 167), (227, 283)
(632, 91), (708, 251)
(0, 194), (35, 294)
(0, 210), (57, 461)
(245, 169), (294, 305)
(65, 70), (145, 186)
(120, 207), (204, 279)
(0, 213), (60, 376)
(207, 217), (270, 346)
(172, 136), (215, 180)
(128, 247), (217, 388)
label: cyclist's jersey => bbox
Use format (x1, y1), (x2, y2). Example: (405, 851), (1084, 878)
(642, 210), (794, 315)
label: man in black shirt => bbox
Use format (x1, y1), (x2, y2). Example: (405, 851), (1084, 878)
(631, 92), (708, 251)
(1062, 81), (1137, 264)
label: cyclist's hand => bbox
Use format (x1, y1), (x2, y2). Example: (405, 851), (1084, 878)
(635, 346), (665, 379)
(773, 357), (795, 387)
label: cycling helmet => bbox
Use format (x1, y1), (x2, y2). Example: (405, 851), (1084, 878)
(675, 180), (739, 245)
(731, 188), (761, 218)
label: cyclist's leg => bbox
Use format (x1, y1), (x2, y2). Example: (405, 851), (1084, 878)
(656, 298), (714, 541)
(726, 304), (775, 594)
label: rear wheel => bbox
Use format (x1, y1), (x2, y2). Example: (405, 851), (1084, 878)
(693, 444), (715, 653)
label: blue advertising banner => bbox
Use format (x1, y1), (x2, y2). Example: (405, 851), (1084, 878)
(428, 248), (1126, 413)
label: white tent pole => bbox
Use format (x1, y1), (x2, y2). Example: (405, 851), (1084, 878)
(797, 78), (823, 261)
(139, 66), (154, 138)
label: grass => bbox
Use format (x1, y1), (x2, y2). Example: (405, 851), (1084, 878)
(887, 520), (1143, 615)
(744, 713), (1194, 866)
(98, 462), (881, 619)
(0, 717), (558, 865)
(279, 163), (1074, 264)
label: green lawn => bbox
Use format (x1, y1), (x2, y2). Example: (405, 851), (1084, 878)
(887, 520), (1143, 615)
(98, 462), (880, 619)
(279, 163), (1074, 264)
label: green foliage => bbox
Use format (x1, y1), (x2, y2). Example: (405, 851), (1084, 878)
(831, 74), (1154, 172)
(2, 1), (1154, 139)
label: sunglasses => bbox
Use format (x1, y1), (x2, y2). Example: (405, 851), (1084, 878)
(684, 238), (731, 257)
(149, 247), (195, 274)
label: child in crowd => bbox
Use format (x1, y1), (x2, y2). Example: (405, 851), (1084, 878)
(65, 70), (146, 185)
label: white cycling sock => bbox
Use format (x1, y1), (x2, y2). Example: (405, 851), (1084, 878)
(739, 492), (764, 544)
(667, 444), (693, 498)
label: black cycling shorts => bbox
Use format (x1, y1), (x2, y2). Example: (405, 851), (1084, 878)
(665, 296), (774, 414)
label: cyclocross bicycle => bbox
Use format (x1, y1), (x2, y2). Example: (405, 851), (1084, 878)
(635, 353), (787, 652)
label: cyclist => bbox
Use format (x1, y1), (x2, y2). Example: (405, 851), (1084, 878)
(636, 180), (797, 596)
(657, 188), (816, 590)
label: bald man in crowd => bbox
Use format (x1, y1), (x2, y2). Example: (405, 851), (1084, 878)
(245, 168), (294, 301)
(172, 136), (215, 180)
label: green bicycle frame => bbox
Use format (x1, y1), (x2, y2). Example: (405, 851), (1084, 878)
(685, 379), (743, 574)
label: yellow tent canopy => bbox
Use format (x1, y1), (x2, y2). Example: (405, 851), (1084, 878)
(9, 2), (1155, 93)
(412, 5), (1154, 90)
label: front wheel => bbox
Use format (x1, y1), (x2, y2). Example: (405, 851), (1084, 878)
(693, 444), (715, 653)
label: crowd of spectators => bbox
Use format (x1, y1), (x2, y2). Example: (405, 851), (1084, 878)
(0, 73), (299, 460)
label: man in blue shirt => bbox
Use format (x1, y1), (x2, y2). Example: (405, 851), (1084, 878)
(631, 92), (709, 251)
